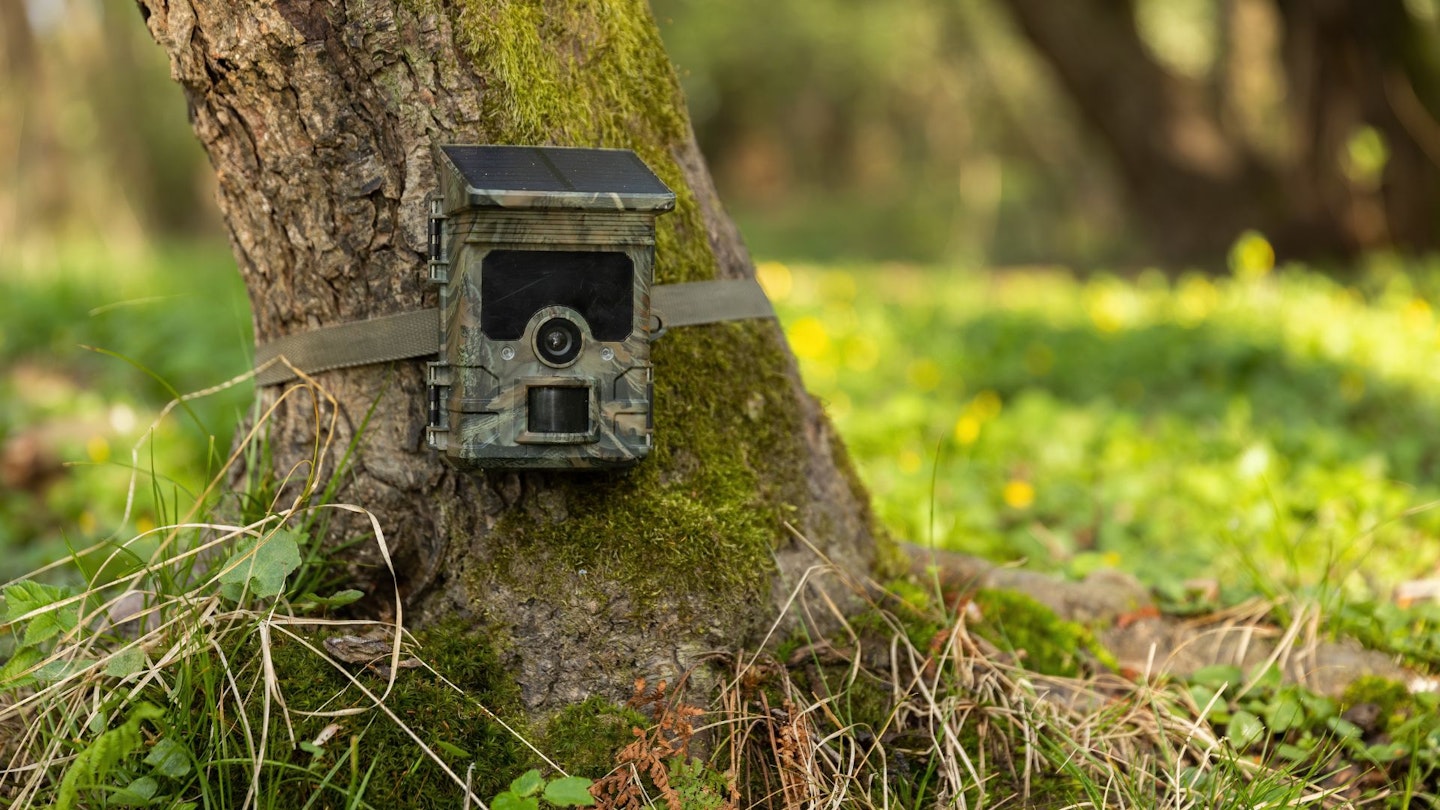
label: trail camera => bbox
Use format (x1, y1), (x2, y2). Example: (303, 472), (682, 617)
(251, 144), (774, 472)
(425, 145), (676, 469)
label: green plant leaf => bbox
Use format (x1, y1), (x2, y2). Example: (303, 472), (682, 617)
(1299, 691), (1336, 721)
(4, 580), (79, 645)
(298, 741), (324, 757)
(1364, 742), (1410, 763)
(105, 648), (146, 679)
(0, 646), (42, 689)
(1275, 743), (1310, 762)
(1227, 710), (1266, 750)
(1264, 692), (1305, 732)
(3, 580), (71, 621)
(294, 589), (364, 609)
(492, 792), (539, 810)
(55, 702), (165, 810)
(35, 657), (90, 683)
(110, 776), (159, 806)
(1325, 716), (1364, 740)
(1247, 664), (1283, 692)
(434, 740), (471, 759)
(544, 776), (597, 807)
(219, 529), (302, 601)
(144, 737), (192, 779)
(510, 769), (543, 797)
(1189, 664), (1242, 690)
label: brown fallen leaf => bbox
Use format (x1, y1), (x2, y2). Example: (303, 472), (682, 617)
(322, 633), (421, 677)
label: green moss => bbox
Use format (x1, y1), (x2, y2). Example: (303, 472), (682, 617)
(1340, 675), (1417, 732)
(434, 1), (815, 622)
(850, 577), (945, 653)
(452, 0), (715, 285)
(227, 620), (532, 808)
(542, 696), (645, 778)
(971, 589), (1117, 678)
(473, 319), (808, 621)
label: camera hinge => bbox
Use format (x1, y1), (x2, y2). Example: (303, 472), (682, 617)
(427, 195), (449, 285)
(425, 361), (452, 451)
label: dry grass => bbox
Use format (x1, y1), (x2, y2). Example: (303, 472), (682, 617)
(0, 372), (546, 809)
(0, 370), (1400, 809)
(582, 537), (1355, 810)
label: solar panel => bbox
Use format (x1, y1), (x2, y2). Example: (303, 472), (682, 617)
(440, 145), (672, 208)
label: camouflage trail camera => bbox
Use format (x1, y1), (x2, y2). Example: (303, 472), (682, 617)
(426, 145), (674, 469)
(253, 145), (774, 471)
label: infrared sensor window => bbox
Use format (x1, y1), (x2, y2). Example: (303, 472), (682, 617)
(481, 250), (634, 341)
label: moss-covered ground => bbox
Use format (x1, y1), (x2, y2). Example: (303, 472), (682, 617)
(225, 620), (529, 808)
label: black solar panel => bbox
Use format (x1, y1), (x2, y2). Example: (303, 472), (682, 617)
(441, 145), (670, 196)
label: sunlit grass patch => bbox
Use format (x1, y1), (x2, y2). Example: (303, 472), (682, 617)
(0, 243), (252, 580)
(777, 255), (1440, 602)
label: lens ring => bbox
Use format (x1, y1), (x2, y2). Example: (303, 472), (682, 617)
(535, 317), (583, 367)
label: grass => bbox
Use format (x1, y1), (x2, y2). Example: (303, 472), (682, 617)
(605, 541), (1431, 808)
(0, 377), (566, 808)
(765, 249), (1440, 604)
(0, 242), (252, 582)
(6, 237), (1440, 806)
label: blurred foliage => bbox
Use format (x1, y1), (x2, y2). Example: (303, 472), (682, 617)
(13, 0), (1438, 266)
(0, 0), (214, 250)
(653, 0), (1131, 266)
(768, 247), (1440, 600)
(0, 243), (252, 582)
(664, 0), (1440, 265)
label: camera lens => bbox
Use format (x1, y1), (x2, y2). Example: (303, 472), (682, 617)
(543, 327), (572, 356)
(535, 317), (582, 366)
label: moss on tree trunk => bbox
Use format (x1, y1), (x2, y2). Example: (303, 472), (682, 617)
(136, 0), (885, 713)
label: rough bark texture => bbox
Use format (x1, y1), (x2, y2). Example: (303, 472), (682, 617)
(136, 0), (881, 713)
(999, 0), (1440, 264)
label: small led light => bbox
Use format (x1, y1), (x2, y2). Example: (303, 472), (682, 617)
(500, 346), (515, 361)
(600, 347), (614, 361)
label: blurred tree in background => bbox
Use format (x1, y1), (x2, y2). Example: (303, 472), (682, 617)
(0, 0), (214, 253)
(656, 0), (1440, 267)
(652, 0), (1132, 265)
(3, 0), (1437, 269)
(1001, 0), (1440, 263)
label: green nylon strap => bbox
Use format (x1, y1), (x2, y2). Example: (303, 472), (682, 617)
(650, 279), (775, 330)
(253, 279), (774, 386)
(254, 309), (440, 386)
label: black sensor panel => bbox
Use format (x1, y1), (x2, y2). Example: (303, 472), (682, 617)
(481, 250), (634, 341)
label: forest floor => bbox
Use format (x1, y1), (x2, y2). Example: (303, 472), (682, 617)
(3, 242), (1440, 806)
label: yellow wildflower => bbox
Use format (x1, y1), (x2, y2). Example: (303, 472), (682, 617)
(1002, 479), (1035, 509)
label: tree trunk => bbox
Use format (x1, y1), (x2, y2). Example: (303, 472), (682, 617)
(0, 0), (68, 244)
(1274, 0), (1440, 255)
(998, 0), (1440, 264)
(135, 0), (881, 714)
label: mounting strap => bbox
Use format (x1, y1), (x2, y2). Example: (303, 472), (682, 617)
(254, 278), (775, 386)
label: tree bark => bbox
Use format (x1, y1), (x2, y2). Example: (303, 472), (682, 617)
(998, 0), (1440, 264)
(135, 0), (881, 713)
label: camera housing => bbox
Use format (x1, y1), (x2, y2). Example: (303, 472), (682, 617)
(425, 145), (676, 469)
